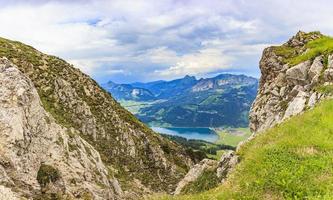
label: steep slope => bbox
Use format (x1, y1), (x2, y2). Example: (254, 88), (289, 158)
(154, 99), (333, 199)
(151, 31), (333, 199)
(0, 37), (193, 198)
(0, 58), (120, 199)
(104, 74), (258, 127)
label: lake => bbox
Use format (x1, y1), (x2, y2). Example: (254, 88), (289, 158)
(151, 127), (219, 142)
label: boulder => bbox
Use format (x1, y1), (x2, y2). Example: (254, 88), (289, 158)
(308, 56), (324, 81)
(323, 68), (333, 82)
(286, 61), (311, 86)
(216, 151), (239, 182)
(308, 92), (318, 108)
(284, 91), (308, 119)
(174, 159), (218, 195)
(174, 151), (239, 195)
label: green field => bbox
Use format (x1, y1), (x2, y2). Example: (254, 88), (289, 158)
(214, 127), (252, 147)
(207, 127), (251, 160)
(150, 99), (333, 199)
(118, 100), (157, 114)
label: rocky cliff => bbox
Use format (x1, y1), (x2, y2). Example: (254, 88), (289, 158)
(250, 31), (333, 132)
(0, 37), (193, 199)
(0, 58), (121, 199)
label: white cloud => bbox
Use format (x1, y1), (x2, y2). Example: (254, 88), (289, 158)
(155, 48), (233, 78)
(1, 0), (333, 83)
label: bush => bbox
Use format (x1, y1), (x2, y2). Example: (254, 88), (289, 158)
(37, 164), (60, 187)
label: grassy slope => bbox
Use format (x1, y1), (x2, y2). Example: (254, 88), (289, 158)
(151, 99), (333, 200)
(273, 33), (333, 67)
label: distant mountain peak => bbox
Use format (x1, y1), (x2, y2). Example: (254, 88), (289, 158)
(183, 75), (196, 80)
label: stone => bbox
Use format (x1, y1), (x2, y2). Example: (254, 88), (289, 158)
(286, 61), (311, 86)
(174, 159), (218, 195)
(328, 54), (333, 69)
(174, 151), (239, 195)
(0, 58), (120, 199)
(0, 185), (21, 200)
(323, 68), (333, 82)
(308, 92), (317, 108)
(250, 32), (329, 133)
(308, 56), (324, 81)
(216, 151), (239, 182)
(283, 91), (308, 119)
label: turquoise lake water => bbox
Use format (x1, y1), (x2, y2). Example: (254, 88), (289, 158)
(151, 127), (219, 142)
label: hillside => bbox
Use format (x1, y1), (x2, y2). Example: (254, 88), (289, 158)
(153, 99), (333, 199)
(103, 74), (258, 127)
(0, 37), (194, 199)
(150, 31), (333, 199)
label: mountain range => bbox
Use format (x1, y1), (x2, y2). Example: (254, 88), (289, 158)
(102, 74), (258, 127)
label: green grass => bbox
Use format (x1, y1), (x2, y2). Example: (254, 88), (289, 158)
(215, 128), (252, 147)
(273, 35), (333, 67)
(181, 170), (220, 194)
(288, 36), (333, 66)
(118, 100), (156, 114)
(315, 85), (333, 95)
(149, 99), (333, 200)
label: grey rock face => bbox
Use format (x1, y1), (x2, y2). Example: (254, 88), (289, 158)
(283, 91), (308, 119)
(309, 56), (324, 81)
(0, 38), (193, 197)
(286, 61), (311, 86)
(0, 58), (121, 199)
(250, 41), (332, 133)
(216, 151), (239, 181)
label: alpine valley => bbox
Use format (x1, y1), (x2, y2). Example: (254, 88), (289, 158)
(2, 9), (333, 199)
(102, 74), (258, 128)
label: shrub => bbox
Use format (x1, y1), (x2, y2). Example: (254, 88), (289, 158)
(37, 164), (60, 187)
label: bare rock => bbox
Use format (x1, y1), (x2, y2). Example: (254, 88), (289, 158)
(250, 32), (332, 133)
(323, 68), (333, 82)
(216, 151), (239, 182)
(174, 159), (218, 195)
(308, 92), (318, 108)
(0, 185), (21, 200)
(309, 56), (324, 81)
(286, 61), (311, 86)
(283, 91), (308, 119)
(0, 58), (120, 199)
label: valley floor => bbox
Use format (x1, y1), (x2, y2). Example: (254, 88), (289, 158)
(149, 99), (333, 199)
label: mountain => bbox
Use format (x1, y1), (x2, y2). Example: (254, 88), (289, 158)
(0, 37), (194, 199)
(103, 74), (258, 127)
(102, 81), (156, 101)
(153, 31), (333, 199)
(132, 75), (198, 99)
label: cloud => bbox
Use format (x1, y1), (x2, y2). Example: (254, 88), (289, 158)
(1, 0), (333, 83)
(155, 48), (233, 78)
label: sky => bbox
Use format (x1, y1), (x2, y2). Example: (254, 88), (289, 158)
(0, 0), (333, 83)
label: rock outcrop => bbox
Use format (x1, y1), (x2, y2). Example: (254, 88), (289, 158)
(0, 58), (120, 199)
(250, 31), (333, 133)
(174, 150), (238, 195)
